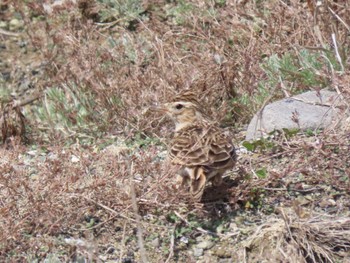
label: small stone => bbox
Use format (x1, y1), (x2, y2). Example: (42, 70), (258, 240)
(228, 222), (238, 231)
(18, 41), (27, 48)
(195, 235), (204, 242)
(122, 257), (133, 263)
(218, 259), (233, 263)
(27, 150), (38, 156)
(216, 224), (225, 234)
(134, 173), (143, 181)
(297, 196), (311, 206)
(47, 152), (58, 160)
(0, 21), (7, 29)
(106, 246), (115, 254)
(196, 240), (215, 250)
(151, 237), (160, 248)
(9, 18), (23, 31)
(193, 247), (204, 257)
(213, 247), (231, 258)
(214, 53), (224, 65)
(319, 199), (336, 208)
(99, 255), (108, 261)
(234, 216), (245, 225)
(1, 71), (10, 80)
(75, 256), (87, 263)
(180, 236), (189, 244)
(71, 155), (80, 163)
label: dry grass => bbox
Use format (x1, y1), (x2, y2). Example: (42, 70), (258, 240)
(3, 0), (350, 141)
(0, 0), (350, 261)
(242, 209), (350, 263)
(0, 141), (176, 261)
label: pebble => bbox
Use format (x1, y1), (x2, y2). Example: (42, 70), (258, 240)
(0, 21), (7, 28)
(106, 246), (115, 254)
(180, 236), (189, 244)
(213, 247), (231, 258)
(216, 224), (225, 234)
(122, 258), (133, 263)
(47, 152), (59, 160)
(75, 256), (87, 263)
(319, 199), (336, 208)
(151, 237), (160, 248)
(27, 150), (38, 156)
(196, 240), (215, 250)
(193, 247), (204, 257)
(71, 155), (80, 163)
(9, 18), (23, 31)
(18, 41), (27, 48)
(218, 259), (234, 263)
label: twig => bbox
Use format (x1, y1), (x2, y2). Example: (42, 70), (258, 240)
(165, 225), (176, 263)
(129, 161), (149, 263)
(290, 96), (343, 108)
(279, 208), (298, 246)
(331, 33), (344, 72)
(2, 93), (42, 111)
(174, 211), (218, 236)
(69, 194), (169, 230)
(0, 28), (20, 37)
(69, 194), (137, 223)
(251, 149), (297, 164)
(70, 214), (120, 231)
(118, 221), (127, 263)
(262, 187), (323, 193)
(327, 7), (350, 32)
(251, 86), (279, 140)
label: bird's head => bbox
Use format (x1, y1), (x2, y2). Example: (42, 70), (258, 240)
(162, 91), (205, 131)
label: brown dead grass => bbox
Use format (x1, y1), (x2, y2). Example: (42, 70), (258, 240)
(1, 0), (350, 262)
(1, 127), (349, 261)
(0, 141), (177, 261)
(242, 209), (350, 263)
(3, 0), (349, 141)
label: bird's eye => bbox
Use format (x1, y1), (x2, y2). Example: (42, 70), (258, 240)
(175, 104), (184, 110)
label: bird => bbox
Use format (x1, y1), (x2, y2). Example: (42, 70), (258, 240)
(160, 91), (236, 201)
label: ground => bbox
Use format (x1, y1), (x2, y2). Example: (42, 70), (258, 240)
(0, 1), (350, 262)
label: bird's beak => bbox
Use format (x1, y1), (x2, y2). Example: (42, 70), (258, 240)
(157, 103), (171, 113)
(144, 104), (168, 114)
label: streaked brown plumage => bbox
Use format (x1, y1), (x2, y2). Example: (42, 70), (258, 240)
(162, 91), (236, 200)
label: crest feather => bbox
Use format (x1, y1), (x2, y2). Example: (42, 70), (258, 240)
(172, 91), (201, 105)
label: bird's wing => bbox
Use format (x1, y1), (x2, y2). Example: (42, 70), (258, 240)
(169, 125), (236, 169)
(205, 130), (236, 170)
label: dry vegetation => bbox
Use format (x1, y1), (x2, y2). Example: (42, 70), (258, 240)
(0, 0), (350, 262)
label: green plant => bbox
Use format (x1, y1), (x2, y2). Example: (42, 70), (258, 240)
(261, 49), (334, 92)
(165, 0), (194, 25)
(97, 0), (145, 26)
(256, 167), (267, 179)
(32, 85), (103, 142)
(242, 138), (276, 152)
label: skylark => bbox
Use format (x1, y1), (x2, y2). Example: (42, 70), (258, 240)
(161, 91), (236, 201)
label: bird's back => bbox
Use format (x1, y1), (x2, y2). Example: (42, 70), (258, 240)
(169, 121), (236, 171)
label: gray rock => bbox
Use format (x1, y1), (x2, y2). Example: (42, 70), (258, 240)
(246, 90), (347, 140)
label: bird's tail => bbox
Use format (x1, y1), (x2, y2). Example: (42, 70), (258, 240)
(190, 167), (206, 201)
